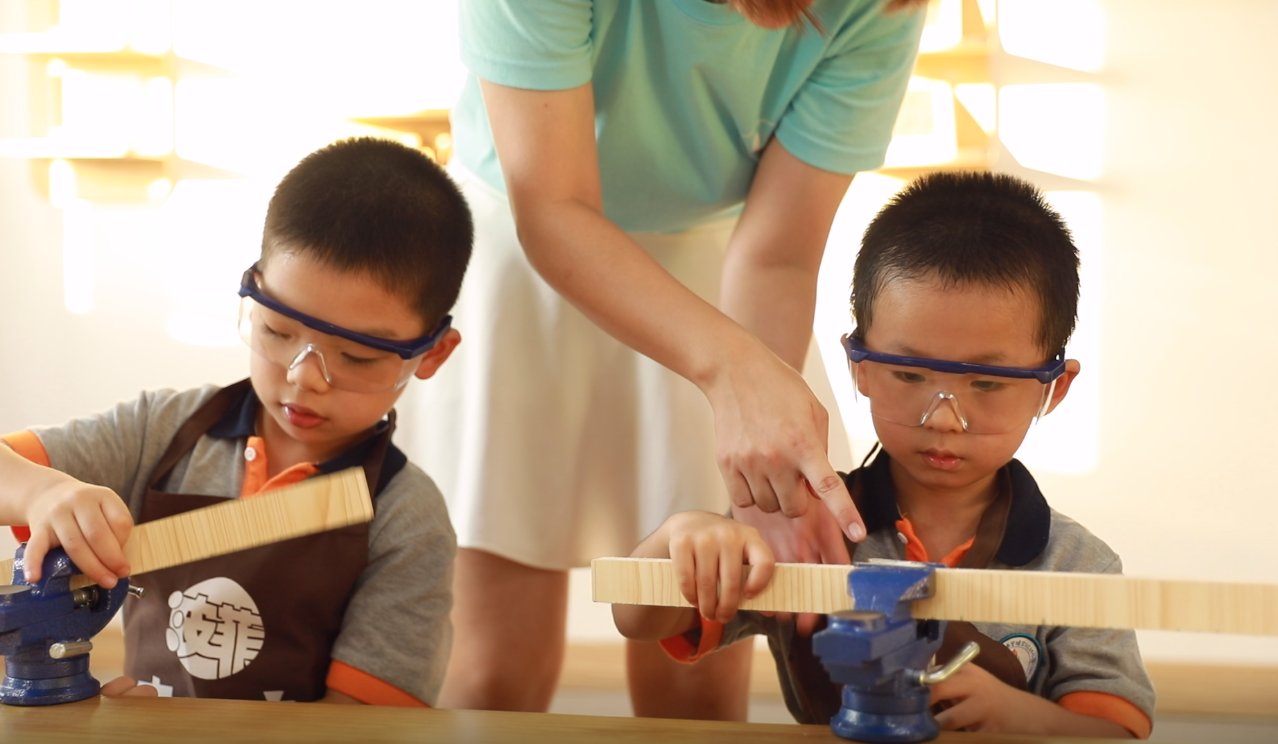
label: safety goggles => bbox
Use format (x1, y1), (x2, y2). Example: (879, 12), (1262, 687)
(237, 265), (451, 393)
(841, 334), (1065, 435)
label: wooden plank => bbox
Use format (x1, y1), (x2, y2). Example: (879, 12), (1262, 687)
(591, 557), (1278, 636)
(1, 467), (372, 588)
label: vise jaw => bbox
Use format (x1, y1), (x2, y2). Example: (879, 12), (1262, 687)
(0, 545), (130, 705)
(813, 560), (978, 743)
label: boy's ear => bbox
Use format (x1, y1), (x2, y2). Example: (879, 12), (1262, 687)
(851, 361), (870, 398)
(413, 329), (461, 381)
(1041, 358), (1081, 416)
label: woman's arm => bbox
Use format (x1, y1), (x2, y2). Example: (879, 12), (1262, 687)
(720, 139), (862, 568)
(479, 79), (863, 542)
(721, 140), (852, 373)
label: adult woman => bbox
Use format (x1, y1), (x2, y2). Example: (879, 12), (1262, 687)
(398, 0), (926, 716)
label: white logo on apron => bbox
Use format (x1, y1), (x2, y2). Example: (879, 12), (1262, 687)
(165, 578), (265, 680)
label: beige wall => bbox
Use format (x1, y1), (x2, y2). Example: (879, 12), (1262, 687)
(3, 1), (1276, 668)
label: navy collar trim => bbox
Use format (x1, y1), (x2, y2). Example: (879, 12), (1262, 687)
(841, 450), (1050, 566)
(206, 384), (406, 495)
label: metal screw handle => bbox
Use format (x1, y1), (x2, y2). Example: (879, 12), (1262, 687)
(917, 641), (981, 686)
(49, 641), (94, 659)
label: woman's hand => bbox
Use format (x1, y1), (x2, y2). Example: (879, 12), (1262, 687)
(707, 348), (865, 545)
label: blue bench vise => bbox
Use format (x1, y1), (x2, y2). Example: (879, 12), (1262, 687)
(0, 544), (135, 705)
(812, 560), (979, 743)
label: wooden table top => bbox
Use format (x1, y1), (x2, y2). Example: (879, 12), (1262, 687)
(0, 696), (1153, 744)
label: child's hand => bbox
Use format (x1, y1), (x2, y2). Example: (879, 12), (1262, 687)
(21, 475), (133, 588)
(664, 511), (775, 624)
(730, 502), (848, 636)
(101, 676), (158, 698)
(930, 663), (1136, 737)
(930, 663), (1017, 731)
(930, 663), (1035, 733)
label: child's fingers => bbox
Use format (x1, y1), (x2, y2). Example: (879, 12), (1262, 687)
(52, 516), (118, 589)
(101, 676), (157, 698)
(714, 544), (744, 623)
(795, 611), (821, 636)
(78, 499), (132, 578)
(21, 530), (50, 583)
(670, 539), (699, 609)
(694, 542), (722, 621)
(931, 697), (979, 732)
(102, 496), (134, 548)
(741, 537), (775, 599)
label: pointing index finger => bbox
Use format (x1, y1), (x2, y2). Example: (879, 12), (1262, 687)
(805, 463), (865, 543)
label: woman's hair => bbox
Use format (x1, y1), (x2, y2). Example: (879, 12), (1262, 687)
(730, 0), (928, 33)
(728, 0), (818, 30)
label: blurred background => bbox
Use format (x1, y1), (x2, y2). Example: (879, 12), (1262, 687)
(2, 0), (1276, 730)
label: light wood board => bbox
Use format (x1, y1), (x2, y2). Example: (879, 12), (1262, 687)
(1, 467), (372, 589)
(591, 557), (1278, 636)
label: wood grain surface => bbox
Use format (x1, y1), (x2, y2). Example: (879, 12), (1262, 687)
(592, 557), (1278, 636)
(0, 467), (372, 589)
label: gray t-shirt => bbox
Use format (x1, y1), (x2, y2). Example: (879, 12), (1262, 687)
(31, 384), (455, 704)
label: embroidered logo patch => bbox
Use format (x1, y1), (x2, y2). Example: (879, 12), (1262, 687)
(165, 577), (265, 680)
(1000, 633), (1042, 683)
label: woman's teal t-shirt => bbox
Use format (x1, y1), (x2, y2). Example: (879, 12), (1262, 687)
(454, 0), (925, 233)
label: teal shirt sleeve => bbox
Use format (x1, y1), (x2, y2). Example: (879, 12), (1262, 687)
(454, 0), (926, 231)
(460, 0), (594, 90)
(776, 3), (925, 174)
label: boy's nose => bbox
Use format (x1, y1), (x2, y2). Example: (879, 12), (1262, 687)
(286, 344), (333, 391)
(919, 392), (969, 432)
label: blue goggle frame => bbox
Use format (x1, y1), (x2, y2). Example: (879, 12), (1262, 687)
(841, 334), (1066, 384)
(239, 264), (451, 360)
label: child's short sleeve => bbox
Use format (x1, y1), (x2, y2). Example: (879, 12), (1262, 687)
(325, 463), (456, 705)
(26, 387), (218, 514)
(978, 514), (1157, 737)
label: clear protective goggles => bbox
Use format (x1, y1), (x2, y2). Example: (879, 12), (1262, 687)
(841, 334), (1065, 435)
(237, 265), (451, 394)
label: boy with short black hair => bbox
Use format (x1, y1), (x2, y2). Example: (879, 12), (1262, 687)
(0, 137), (472, 706)
(614, 171), (1156, 737)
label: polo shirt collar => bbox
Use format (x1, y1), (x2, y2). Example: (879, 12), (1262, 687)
(843, 449), (1051, 567)
(205, 382), (406, 493)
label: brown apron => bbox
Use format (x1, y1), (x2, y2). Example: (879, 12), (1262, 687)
(776, 465), (1029, 723)
(122, 379), (389, 701)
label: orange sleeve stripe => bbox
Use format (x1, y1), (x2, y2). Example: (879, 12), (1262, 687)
(3, 431), (50, 542)
(4, 431), (50, 467)
(326, 660), (428, 707)
(659, 616), (725, 664)
(1059, 690), (1152, 739)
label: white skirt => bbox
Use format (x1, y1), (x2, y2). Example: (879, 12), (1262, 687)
(395, 165), (852, 570)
